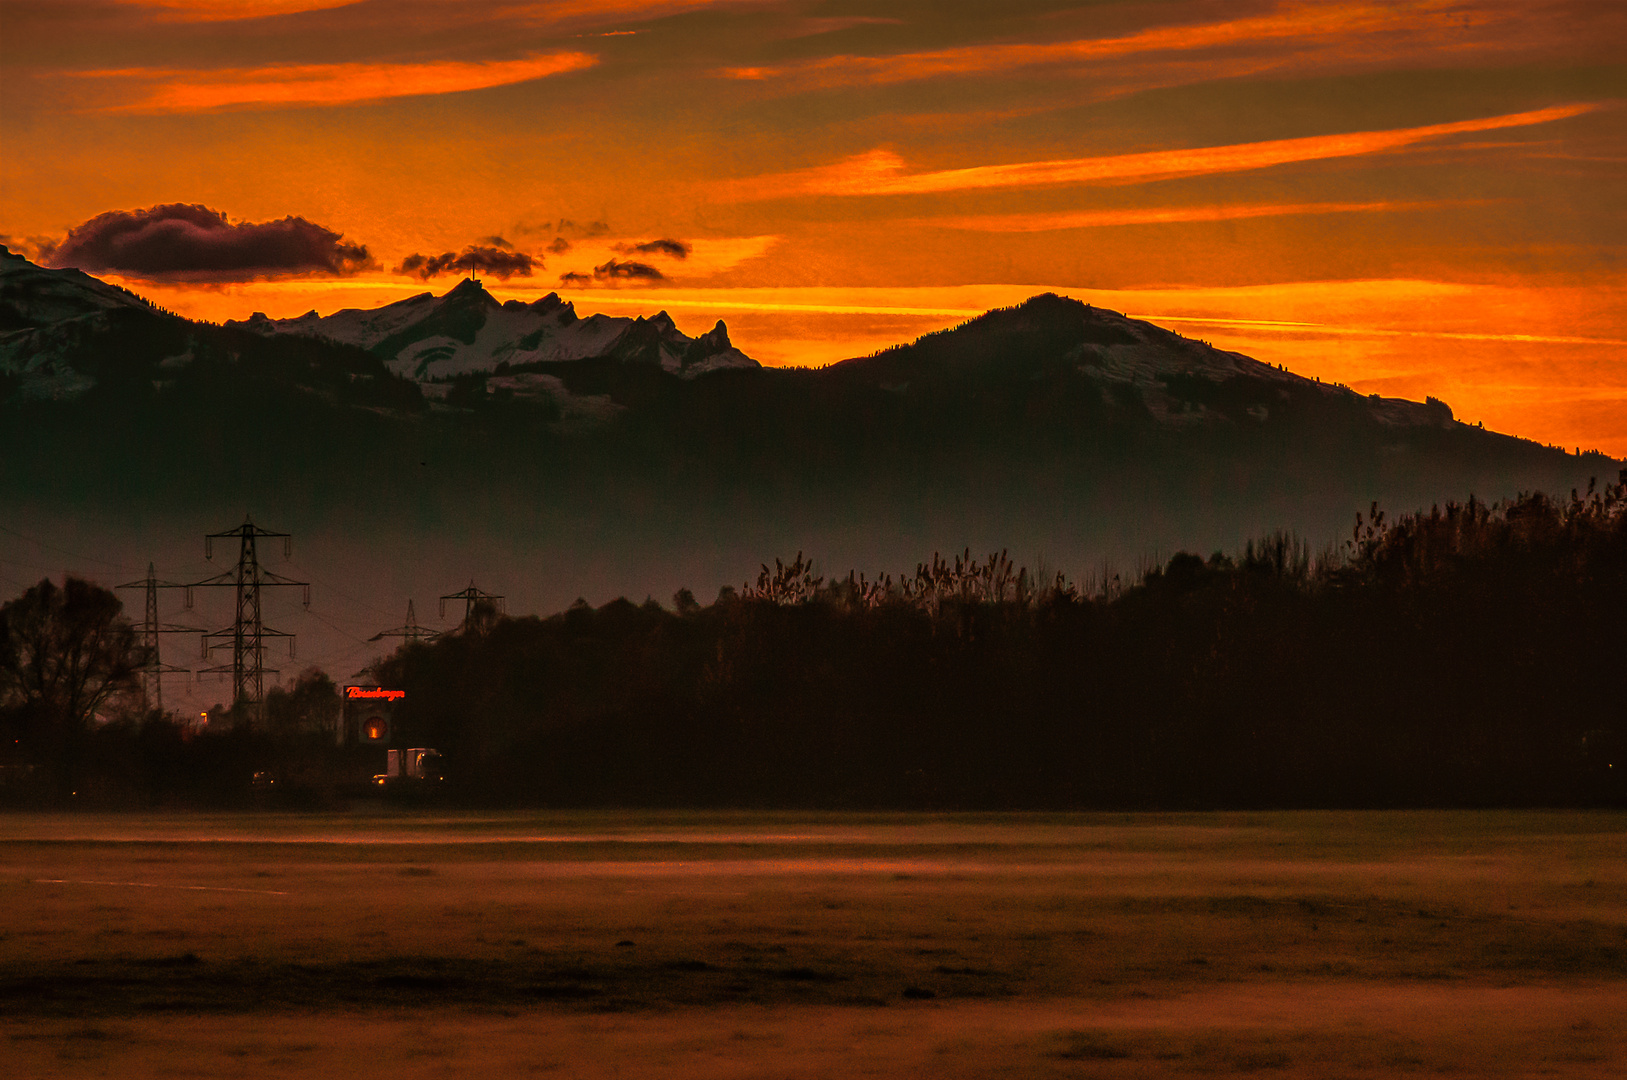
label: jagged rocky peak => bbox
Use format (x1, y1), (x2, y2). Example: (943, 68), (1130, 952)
(223, 272), (759, 381)
(681, 319), (735, 369)
(695, 319), (731, 352)
(444, 276), (501, 307)
(518, 292), (574, 318)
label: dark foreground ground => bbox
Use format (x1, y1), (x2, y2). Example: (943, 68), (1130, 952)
(3, 810), (1624, 1077)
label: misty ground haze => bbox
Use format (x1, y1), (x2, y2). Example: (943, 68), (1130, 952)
(4, 810), (1624, 1078)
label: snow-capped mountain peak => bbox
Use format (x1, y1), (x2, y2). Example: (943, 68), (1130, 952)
(229, 278), (759, 381)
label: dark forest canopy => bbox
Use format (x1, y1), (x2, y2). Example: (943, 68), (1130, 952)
(360, 476), (1625, 810)
(8, 478), (1617, 810)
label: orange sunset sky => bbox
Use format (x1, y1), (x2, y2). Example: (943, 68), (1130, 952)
(3, 0), (1624, 455)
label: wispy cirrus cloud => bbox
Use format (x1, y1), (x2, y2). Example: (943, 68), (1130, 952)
(722, 104), (1599, 200)
(923, 199), (1475, 233)
(507, 0), (741, 20)
(77, 50), (597, 113)
(719, 0), (1516, 87)
(1147, 312), (1627, 348)
(116, 0), (361, 21)
(115, 0), (733, 27)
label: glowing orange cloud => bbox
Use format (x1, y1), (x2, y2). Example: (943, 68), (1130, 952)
(724, 104), (1598, 199)
(922, 200), (1469, 232)
(721, 0), (1505, 86)
(118, 0), (360, 20)
(82, 51), (598, 113)
(498, 1), (745, 26)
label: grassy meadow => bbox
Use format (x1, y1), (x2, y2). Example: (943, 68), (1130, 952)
(3, 810), (1624, 1077)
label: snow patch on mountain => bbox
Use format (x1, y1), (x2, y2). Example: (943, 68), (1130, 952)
(1081, 309), (1453, 429)
(838, 293), (1455, 433)
(1036, 296), (1453, 430)
(1, 245), (155, 329)
(1, 245), (166, 398)
(230, 277), (759, 381)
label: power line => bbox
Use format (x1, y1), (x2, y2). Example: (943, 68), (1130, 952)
(280, 558), (400, 620)
(0, 522), (145, 573)
(300, 606), (379, 642)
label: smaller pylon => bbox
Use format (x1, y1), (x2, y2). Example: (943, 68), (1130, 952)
(116, 563), (203, 713)
(440, 581), (504, 632)
(369, 600), (440, 645)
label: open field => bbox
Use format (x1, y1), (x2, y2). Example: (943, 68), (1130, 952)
(3, 810), (1625, 1077)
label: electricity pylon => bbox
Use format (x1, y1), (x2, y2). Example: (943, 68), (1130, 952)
(369, 600), (440, 645)
(440, 581), (504, 632)
(189, 516), (310, 718)
(115, 562), (201, 713)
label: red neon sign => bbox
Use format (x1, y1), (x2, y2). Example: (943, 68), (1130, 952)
(348, 687), (405, 701)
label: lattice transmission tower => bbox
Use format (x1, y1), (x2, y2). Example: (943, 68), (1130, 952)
(440, 581), (504, 633)
(115, 562), (202, 713)
(369, 600), (440, 646)
(188, 516), (310, 717)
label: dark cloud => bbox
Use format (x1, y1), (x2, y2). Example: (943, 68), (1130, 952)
(41, 204), (376, 281)
(594, 259), (665, 282)
(395, 245), (538, 280)
(477, 235), (515, 250)
(562, 258), (673, 286)
(512, 217), (611, 240)
(547, 237), (573, 254)
(616, 238), (691, 259)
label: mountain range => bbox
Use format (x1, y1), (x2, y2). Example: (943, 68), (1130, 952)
(3, 244), (1452, 433)
(231, 278), (757, 382)
(2, 244), (1617, 666)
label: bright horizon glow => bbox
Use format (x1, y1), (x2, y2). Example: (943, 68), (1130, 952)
(114, 274), (1627, 344)
(106, 273), (1627, 457)
(922, 199), (1473, 232)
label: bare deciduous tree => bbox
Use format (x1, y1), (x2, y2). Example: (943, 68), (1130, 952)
(0, 577), (143, 796)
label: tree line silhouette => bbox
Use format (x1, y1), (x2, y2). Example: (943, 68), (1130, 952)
(3, 474), (1623, 808)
